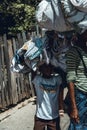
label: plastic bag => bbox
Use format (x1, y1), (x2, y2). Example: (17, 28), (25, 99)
(36, 0), (72, 32)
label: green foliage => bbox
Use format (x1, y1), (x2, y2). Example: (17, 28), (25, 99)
(0, 0), (37, 34)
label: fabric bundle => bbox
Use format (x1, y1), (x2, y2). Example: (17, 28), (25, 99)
(36, 0), (87, 33)
(11, 0), (87, 74)
(11, 38), (45, 73)
(11, 32), (70, 74)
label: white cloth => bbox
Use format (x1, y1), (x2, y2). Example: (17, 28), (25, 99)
(36, 0), (72, 32)
(32, 74), (62, 120)
(70, 0), (87, 12)
(36, 0), (87, 32)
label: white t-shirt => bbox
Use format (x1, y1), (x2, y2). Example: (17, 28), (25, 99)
(32, 74), (62, 120)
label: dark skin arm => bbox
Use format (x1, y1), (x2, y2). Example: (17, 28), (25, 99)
(68, 82), (80, 123)
(59, 85), (64, 110)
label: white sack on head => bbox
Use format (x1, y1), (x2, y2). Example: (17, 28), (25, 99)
(10, 37), (51, 73)
(36, 0), (87, 32)
(61, 0), (87, 32)
(70, 0), (87, 12)
(36, 0), (73, 32)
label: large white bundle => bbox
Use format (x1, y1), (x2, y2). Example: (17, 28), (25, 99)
(36, 0), (87, 32)
(70, 0), (87, 12)
(61, 0), (87, 32)
(10, 37), (51, 73)
(11, 32), (70, 74)
(36, 0), (72, 32)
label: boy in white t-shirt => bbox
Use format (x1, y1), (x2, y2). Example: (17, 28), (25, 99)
(32, 63), (63, 130)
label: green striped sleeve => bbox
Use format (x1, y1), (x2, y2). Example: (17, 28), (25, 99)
(66, 47), (80, 83)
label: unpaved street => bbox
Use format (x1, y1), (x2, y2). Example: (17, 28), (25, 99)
(0, 92), (70, 130)
(0, 97), (36, 130)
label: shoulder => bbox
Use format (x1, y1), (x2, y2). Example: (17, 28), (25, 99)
(32, 74), (42, 84)
(52, 74), (62, 84)
(66, 46), (80, 60)
(54, 74), (61, 79)
(34, 74), (42, 80)
(66, 46), (77, 54)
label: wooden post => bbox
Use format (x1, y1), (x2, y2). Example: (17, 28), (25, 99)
(8, 39), (18, 104)
(0, 36), (6, 108)
(22, 32), (27, 43)
(3, 34), (12, 105)
(28, 73), (35, 97)
(17, 33), (27, 99)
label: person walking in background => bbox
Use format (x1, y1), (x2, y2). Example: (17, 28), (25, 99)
(66, 30), (87, 130)
(32, 63), (63, 130)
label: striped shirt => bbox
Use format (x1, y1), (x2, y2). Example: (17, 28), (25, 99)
(66, 46), (87, 92)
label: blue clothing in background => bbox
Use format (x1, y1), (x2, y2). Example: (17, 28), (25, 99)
(68, 89), (87, 130)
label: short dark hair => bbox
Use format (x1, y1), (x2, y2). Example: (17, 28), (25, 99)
(39, 63), (54, 73)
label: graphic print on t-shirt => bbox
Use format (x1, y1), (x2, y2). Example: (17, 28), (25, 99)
(40, 83), (57, 93)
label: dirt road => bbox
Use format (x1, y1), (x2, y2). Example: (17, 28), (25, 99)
(0, 93), (70, 130)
